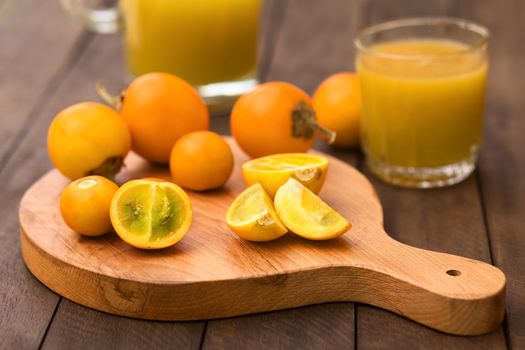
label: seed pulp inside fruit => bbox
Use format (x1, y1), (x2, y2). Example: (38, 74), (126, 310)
(225, 183), (288, 242)
(117, 183), (186, 242)
(274, 178), (350, 240)
(293, 167), (320, 183)
(301, 189), (338, 226)
(230, 184), (268, 225)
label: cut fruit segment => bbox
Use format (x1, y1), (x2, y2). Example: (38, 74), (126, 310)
(110, 179), (192, 249)
(226, 183), (287, 242)
(242, 153), (329, 198)
(274, 178), (351, 240)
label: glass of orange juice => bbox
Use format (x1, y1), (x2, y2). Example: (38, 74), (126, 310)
(355, 18), (490, 188)
(61, 0), (262, 105)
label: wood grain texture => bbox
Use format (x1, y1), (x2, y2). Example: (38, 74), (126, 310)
(0, 1), (89, 348)
(12, 34), (199, 350)
(354, 0), (508, 348)
(20, 139), (505, 335)
(357, 180), (508, 349)
(458, 0), (525, 348)
(267, 0), (364, 94)
(204, 1), (362, 347)
(203, 303), (355, 350)
(0, 0), (522, 348)
(41, 299), (205, 350)
(0, 0), (87, 162)
(36, 2), (286, 347)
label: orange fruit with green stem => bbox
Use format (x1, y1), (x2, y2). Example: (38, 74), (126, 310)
(47, 102), (131, 180)
(230, 81), (335, 158)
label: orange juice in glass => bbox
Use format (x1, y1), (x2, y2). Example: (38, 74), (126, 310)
(121, 0), (261, 95)
(61, 0), (262, 103)
(355, 18), (490, 188)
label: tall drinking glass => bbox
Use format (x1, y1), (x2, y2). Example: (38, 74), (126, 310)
(62, 0), (262, 105)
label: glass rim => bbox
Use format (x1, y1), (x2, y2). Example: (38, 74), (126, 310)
(354, 17), (491, 60)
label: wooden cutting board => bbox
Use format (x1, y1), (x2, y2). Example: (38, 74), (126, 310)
(19, 138), (505, 336)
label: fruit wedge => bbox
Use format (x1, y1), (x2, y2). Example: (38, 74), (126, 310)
(242, 153), (329, 198)
(274, 178), (351, 240)
(226, 183), (287, 242)
(110, 179), (192, 249)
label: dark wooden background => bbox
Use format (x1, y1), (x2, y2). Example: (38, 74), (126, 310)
(1, 0), (523, 349)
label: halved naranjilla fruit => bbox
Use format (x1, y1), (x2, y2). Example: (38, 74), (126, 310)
(274, 178), (351, 240)
(226, 183), (288, 242)
(110, 179), (192, 249)
(242, 153), (329, 198)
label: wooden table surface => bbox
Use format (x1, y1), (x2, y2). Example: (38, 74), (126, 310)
(1, 0), (523, 349)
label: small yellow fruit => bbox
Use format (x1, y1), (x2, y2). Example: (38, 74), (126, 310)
(110, 179), (192, 249)
(274, 178), (351, 240)
(226, 183), (287, 242)
(48, 102), (131, 180)
(60, 176), (119, 236)
(242, 153), (329, 198)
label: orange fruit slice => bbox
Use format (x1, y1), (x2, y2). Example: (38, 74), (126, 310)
(110, 179), (192, 249)
(274, 178), (351, 240)
(226, 183), (287, 242)
(242, 153), (329, 198)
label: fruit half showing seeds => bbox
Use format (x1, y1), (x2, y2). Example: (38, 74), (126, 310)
(242, 153), (329, 198)
(226, 183), (288, 242)
(274, 178), (351, 240)
(110, 179), (192, 249)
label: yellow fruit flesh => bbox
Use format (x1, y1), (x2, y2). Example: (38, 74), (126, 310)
(274, 178), (351, 240)
(110, 180), (192, 249)
(226, 183), (287, 242)
(242, 153), (329, 198)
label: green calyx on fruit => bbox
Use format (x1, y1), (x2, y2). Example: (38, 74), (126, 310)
(96, 83), (125, 111)
(291, 101), (336, 144)
(88, 156), (124, 180)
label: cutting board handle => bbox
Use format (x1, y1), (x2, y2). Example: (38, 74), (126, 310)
(353, 231), (506, 335)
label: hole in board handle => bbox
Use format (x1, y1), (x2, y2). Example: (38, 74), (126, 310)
(446, 269), (462, 276)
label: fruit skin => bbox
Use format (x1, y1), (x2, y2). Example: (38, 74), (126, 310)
(60, 175), (119, 236)
(110, 179), (193, 250)
(274, 178), (351, 240)
(226, 183), (287, 242)
(170, 131), (234, 191)
(313, 72), (361, 148)
(242, 153), (329, 198)
(48, 102), (131, 180)
(231, 81), (317, 158)
(120, 72), (210, 163)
